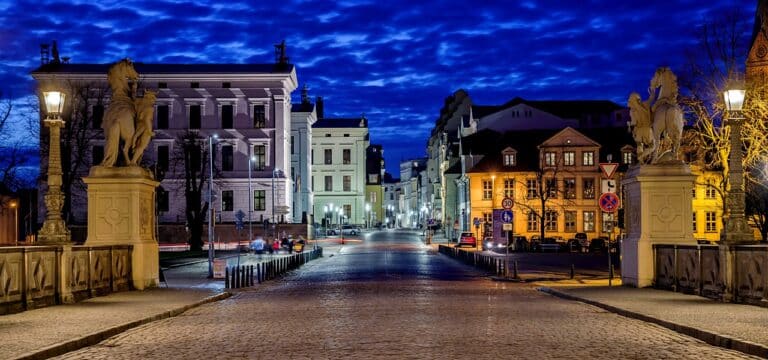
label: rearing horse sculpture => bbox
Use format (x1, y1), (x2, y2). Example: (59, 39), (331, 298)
(648, 67), (684, 163)
(101, 59), (140, 167)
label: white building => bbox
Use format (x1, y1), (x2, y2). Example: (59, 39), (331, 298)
(311, 116), (369, 225)
(31, 60), (298, 228)
(290, 87), (317, 224)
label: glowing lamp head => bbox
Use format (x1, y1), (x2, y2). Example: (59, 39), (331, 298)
(723, 88), (746, 112)
(43, 91), (66, 118)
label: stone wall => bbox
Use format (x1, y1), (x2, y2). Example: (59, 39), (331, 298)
(0, 245), (132, 315)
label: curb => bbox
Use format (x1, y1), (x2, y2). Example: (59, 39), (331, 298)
(14, 292), (232, 360)
(538, 287), (768, 359)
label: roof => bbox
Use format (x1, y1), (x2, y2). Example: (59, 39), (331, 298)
(472, 97), (623, 120)
(312, 117), (367, 128)
(31, 62), (294, 75)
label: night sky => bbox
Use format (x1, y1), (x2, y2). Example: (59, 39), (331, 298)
(0, 0), (756, 177)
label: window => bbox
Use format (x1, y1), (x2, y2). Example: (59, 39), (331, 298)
(706, 185), (717, 199)
(343, 149), (351, 164)
(221, 145), (233, 171)
(582, 178), (595, 199)
(343, 205), (352, 219)
(253, 105), (266, 128)
(527, 212), (538, 231)
(189, 105), (201, 129)
(692, 186), (696, 199)
(564, 151), (575, 166)
(602, 212), (614, 232)
(191, 82), (200, 88)
(692, 212), (697, 232)
(526, 179), (538, 199)
(158, 82), (167, 89)
(291, 136), (295, 155)
(564, 178), (576, 199)
(343, 175), (351, 191)
(157, 105), (169, 129)
(324, 149), (332, 164)
(254, 190), (265, 211)
(92, 104), (104, 129)
(705, 211), (717, 232)
(157, 187), (169, 212)
(157, 145), (169, 173)
(221, 104), (233, 129)
(583, 211), (595, 232)
(324, 176), (333, 191)
(92, 145), (104, 165)
(222, 190), (233, 211)
(545, 211), (558, 231)
(546, 178), (557, 198)
(503, 179), (514, 198)
(583, 151), (595, 166)
(253, 145), (266, 170)
(564, 211), (576, 232)
(482, 180), (492, 200)
(544, 152), (557, 166)
(504, 153), (515, 166)
(623, 151), (633, 165)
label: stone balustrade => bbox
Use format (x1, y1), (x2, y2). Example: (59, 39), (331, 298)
(654, 244), (768, 305)
(0, 245), (132, 315)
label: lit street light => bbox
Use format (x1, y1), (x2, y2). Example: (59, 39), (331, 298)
(243, 155), (256, 268)
(9, 200), (18, 245)
(365, 203), (371, 229)
(722, 86), (752, 243)
(38, 90), (70, 244)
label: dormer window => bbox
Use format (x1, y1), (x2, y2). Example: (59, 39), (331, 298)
(502, 147), (517, 167)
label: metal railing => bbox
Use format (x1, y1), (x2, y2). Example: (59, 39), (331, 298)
(438, 245), (506, 276)
(226, 247), (323, 289)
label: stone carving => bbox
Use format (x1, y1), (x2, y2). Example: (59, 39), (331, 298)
(628, 67), (685, 164)
(100, 59), (156, 167)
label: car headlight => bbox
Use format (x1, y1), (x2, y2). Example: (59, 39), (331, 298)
(497, 243), (504, 248)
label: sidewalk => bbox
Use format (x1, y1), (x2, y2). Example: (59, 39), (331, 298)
(0, 247), (338, 360)
(538, 282), (768, 358)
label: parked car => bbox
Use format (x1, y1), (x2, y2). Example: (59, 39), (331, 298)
(589, 237), (608, 253)
(511, 235), (529, 252)
(530, 235), (542, 251)
(457, 232), (477, 248)
(540, 237), (562, 252)
(341, 225), (361, 235)
(483, 236), (495, 251)
(575, 232), (588, 251)
(566, 238), (581, 252)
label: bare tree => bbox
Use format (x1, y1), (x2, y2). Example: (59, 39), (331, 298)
(171, 131), (211, 252)
(0, 91), (36, 192)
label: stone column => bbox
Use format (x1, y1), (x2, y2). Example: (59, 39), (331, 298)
(38, 118), (71, 244)
(83, 166), (159, 290)
(621, 163), (696, 287)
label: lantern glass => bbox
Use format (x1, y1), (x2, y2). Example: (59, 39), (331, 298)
(43, 91), (65, 117)
(723, 89), (746, 112)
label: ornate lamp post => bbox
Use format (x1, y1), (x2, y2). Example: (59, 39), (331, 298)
(722, 87), (753, 243)
(243, 155), (255, 268)
(9, 200), (18, 245)
(38, 90), (71, 244)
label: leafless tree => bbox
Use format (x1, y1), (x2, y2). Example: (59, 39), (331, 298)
(170, 131), (212, 252)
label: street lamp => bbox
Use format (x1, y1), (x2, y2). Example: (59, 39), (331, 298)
(244, 155), (256, 268)
(365, 203), (371, 229)
(271, 167), (282, 240)
(722, 86), (753, 243)
(38, 90), (71, 244)
(9, 200), (18, 245)
(207, 133), (218, 278)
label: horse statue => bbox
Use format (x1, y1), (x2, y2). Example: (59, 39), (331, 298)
(99, 58), (156, 167)
(627, 92), (656, 164)
(648, 67), (684, 163)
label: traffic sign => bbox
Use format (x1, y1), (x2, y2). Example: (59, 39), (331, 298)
(598, 192), (620, 212)
(473, 217), (481, 226)
(501, 197), (514, 210)
(601, 179), (617, 194)
(599, 163), (618, 179)
(500, 210), (513, 223)
(502, 223), (513, 231)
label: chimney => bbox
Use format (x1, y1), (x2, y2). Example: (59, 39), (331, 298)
(274, 40), (289, 65)
(40, 44), (50, 65)
(51, 40), (61, 64)
(315, 96), (324, 119)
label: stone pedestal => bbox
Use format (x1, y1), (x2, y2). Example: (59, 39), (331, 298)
(83, 166), (159, 290)
(621, 163), (696, 287)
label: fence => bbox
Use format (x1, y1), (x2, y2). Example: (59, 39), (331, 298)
(654, 244), (768, 305)
(438, 245), (506, 276)
(226, 247), (323, 289)
(0, 245), (133, 315)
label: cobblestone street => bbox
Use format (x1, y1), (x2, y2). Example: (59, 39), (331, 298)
(56, 231), (757, 359)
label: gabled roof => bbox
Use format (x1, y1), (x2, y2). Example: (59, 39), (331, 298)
(32, 62), (295, 75)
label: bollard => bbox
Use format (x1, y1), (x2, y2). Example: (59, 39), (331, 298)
(513, 260), (519, 279)
(225, 267), (230, 289)
(250, 265), (254, 286)
(570, 264), (575, 279)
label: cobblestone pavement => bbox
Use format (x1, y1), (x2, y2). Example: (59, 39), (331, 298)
(56, 230), (758, 359)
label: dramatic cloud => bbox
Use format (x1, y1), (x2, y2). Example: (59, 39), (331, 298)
(0, 0), (756, 175)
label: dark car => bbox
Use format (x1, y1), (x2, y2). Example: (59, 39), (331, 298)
(457, 232), (477, 248)
(540, 237), (562, 252)
(589, 237), (608, 253)
(575, 232), (588, 252)
(530, 235), (542, 251)
(566, 238), (581, 252)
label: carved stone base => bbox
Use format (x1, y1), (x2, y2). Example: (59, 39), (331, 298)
(37, 219), (71, 244)
(83, 166), (159, 290)
(621, 164), (696, 287)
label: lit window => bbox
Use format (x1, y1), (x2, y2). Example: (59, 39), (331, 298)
(503, 179), (514, 198)
(583, 211), (595, 232)
(504, 153), (516, 166)
(583, 178), (595, 199)
(482, 180), (492, 200)
(623, 151), (633, 164)
(583, 151), (595, 166)
(564, 211), (576, 232)
(706, 185), (717, 199)
(545, 211), (557, 231)
(527, 212), (538, 231)
(526, 179), (538, 199)
(564, 151), (575, 166)
(544, 152), (557, 166)
(705, 212), (717, 232)
(564, 178), (576, 199)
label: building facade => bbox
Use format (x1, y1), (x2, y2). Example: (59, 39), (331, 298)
(365, 144), (385, 227)
(290, 87), (317, 224)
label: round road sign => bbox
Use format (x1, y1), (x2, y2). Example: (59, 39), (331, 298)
(599, 192), (620, 212)
(501, 197), (514, 209)
(500, 210), (514, 223)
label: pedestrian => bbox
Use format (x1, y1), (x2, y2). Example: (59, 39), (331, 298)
(271, 237), (280, 253)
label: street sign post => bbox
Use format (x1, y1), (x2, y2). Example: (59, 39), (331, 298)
(599, 192), (620, 213)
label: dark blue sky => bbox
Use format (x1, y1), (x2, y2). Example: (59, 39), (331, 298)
(0, 0), (756, 176)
